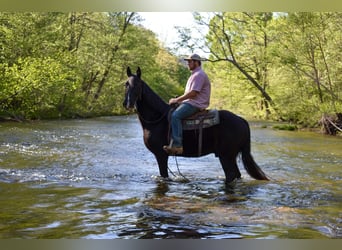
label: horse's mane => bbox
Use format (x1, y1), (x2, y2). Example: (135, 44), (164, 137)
(140, 80), (170, 114)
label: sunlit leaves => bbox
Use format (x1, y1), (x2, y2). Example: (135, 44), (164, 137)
(0, 12), (186, 119)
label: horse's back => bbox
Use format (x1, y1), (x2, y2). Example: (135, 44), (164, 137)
(218, 110), (249, 130)
(215, 110), (250, 155)
(181, 110), (250, 157)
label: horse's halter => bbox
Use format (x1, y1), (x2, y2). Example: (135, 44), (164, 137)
(124, 75), (143, 109)
(124, 67), (144, 107)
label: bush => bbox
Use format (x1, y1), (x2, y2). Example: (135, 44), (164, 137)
(272, 124), (298, 131)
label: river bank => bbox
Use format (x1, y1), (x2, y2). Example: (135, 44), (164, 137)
(1, 113), (341, 138)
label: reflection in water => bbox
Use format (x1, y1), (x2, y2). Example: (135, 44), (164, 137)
(0, 117), (341, 238)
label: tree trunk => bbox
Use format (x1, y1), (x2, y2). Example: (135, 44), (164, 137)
(319, 113), (342, 135)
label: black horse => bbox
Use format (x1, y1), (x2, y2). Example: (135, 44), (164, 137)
(123, 67), (269, 183)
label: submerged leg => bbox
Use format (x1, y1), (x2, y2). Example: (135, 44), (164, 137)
(219, 155), (241, 183)
(155, 153), (169, 178)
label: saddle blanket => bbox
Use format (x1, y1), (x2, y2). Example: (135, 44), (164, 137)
(182, 109), (220, 130)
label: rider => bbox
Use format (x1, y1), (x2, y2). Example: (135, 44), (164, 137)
(163, 53), (211, 155)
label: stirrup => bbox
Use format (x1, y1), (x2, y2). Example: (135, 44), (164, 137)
(163, 145), (183, 155)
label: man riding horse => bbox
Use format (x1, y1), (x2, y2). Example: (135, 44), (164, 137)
(163, 54), (211, 155)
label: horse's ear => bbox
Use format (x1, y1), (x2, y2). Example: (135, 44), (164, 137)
(137, 67), (141, 79)
(127, 67), (132, 77)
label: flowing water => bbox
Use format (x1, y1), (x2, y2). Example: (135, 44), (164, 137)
(0, 116), (341, 239)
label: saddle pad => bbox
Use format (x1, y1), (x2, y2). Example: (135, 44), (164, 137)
(182, 109), (220, 130)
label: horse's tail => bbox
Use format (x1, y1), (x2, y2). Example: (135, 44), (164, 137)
(241, 131), (269, 181)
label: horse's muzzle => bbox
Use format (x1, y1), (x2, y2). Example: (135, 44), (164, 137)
(123, 100), (134, 110)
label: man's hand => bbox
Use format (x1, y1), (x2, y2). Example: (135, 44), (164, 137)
(169, 98), (179, 105)
(168, 90), (198, 105)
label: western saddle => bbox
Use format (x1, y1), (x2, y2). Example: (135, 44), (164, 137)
(168, 109), (220, 156)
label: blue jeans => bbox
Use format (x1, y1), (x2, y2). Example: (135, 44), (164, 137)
(171, 103), (199, 147)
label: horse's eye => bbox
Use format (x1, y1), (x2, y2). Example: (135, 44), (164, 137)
(125, 82), (129, 88)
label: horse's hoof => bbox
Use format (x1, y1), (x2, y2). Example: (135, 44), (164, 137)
(225, 177), (239, 186)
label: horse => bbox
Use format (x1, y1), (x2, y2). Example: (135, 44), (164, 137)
(123, 67), (269, 184)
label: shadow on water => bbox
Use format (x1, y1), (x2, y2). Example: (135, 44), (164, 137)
(0, 116), (341, 239)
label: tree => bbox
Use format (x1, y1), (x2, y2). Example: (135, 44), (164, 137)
(0, 12), (187, 120)
(274, 12), (342, 125)
(195, 12), (276, 118)
(0, 12), (76, 119)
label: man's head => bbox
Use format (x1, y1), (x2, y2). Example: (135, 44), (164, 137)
(184, 53), (202, 70)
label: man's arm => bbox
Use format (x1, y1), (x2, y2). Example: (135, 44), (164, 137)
(169, 90), (198, 105)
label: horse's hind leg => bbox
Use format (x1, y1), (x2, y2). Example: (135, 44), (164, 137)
(219, 155), (241, 183)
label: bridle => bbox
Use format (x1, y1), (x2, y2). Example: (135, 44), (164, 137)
(137, 110), (169, 125)
(129, 79), (169, 125)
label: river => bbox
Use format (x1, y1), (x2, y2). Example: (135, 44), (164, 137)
(0, 116), (341, 239)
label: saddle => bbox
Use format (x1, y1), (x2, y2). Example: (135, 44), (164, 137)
(182, 109), (220, 130)
(168, 109), (220, 156)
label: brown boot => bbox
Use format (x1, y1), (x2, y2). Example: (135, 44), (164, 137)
(163, 145), (183, 155)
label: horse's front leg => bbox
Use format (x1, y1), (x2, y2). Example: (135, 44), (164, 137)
(154, 151), (169, 178)
(143, 127), (169, 178)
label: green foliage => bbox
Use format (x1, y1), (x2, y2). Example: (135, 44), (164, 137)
(272, 124), (298, 131)
(196, 12), (341, 126)
(1, 11), (341, 129)
(202, 12), (276, 119)
(1, 56), (76, 119)
(0, 12), (185, 120)
(270, 12), (342, 125)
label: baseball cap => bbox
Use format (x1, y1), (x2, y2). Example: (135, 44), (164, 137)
(184, 53), (202, 61)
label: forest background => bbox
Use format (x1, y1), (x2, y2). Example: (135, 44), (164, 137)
(0, 12), (341, 130)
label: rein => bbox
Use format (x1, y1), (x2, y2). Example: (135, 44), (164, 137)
(137, 110), (168, 124)
(134, 80), (170, 125)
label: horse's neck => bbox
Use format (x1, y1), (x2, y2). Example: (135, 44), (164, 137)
(136, 82), (169, 122)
